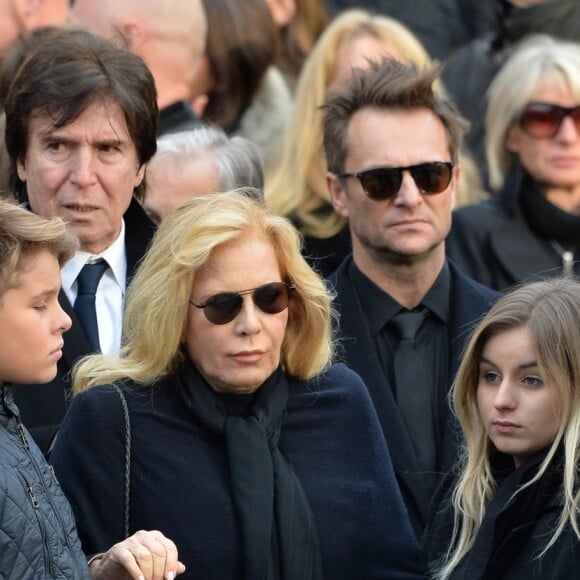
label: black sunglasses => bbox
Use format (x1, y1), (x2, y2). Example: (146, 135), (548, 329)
(190, 282), (295, 325)
(519, 102), (580, 138)
(337, 161), (454, 201)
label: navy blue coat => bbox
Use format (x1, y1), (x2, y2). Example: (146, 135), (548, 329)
(328, 256), (499, 533)
(51, 363), (426, 580)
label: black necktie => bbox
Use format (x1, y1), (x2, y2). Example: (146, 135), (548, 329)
(74, 260), (108, 351)
(391, 308), (437, 478)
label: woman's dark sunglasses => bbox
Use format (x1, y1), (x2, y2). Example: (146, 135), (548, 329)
(190, 282), (295, 325)
(338, 161), (454, 201)
(519, 102), (580, 138)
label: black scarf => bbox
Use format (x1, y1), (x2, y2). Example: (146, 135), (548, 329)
(520, 174), (580, 246)
(453, 448), (563, 579)
(178, 357), (324, 580)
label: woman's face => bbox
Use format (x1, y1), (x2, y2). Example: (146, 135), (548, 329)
(183, 232), (289, 394)
(476, 325), (562, 468)
(505, 77), (580, 199)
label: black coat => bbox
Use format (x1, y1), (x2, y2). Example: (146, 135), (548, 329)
(51, 364), (426, 580)
(13, 198), (156, 455)
(328, 256), (499, 536)
(157, 101), (202, 137)
(424, 450), (580, 579)
(446, 167), (580, 292)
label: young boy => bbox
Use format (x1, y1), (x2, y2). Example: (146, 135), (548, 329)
(0, 200), (183, 579)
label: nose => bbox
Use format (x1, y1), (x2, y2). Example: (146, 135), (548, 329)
(493, 381), (517, 411)
(234, 295), (261, 335)
(56, 303), (72, 334)
(69, 149), (98, 187)
(393, 170), (422, 208)
(555, 115), (580, 142)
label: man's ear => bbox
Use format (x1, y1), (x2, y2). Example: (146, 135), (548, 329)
(119, 20), (146, 53)
(450, 165), (461, 212)
(327, 172), (349, 218)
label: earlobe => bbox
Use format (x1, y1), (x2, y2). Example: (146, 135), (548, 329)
(327, 172), (349, 218)
(504, 125), (519, 154)
(450, 166), (460, 211)
(135, 164), (146, 187)
(16, 158), (26, 182)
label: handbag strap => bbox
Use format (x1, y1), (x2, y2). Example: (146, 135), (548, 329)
(112, 384), (131, 539)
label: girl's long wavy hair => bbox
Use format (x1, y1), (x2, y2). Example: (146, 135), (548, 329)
(73, 189), (334, 392)
(436, 278), (580, 579)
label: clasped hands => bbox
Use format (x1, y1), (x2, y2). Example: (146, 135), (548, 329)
(89, 529), (185, 580)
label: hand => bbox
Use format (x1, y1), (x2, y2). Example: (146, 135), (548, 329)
(89, 530), (185, 580)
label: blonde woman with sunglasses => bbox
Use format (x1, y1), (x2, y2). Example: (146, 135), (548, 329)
(50, 190), (425, 580)
(447, 34), (580, 290)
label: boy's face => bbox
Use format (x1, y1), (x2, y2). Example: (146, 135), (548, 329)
(0, 249), (71, 385)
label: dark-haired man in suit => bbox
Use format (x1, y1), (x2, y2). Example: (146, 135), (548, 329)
(324, 57), (500, 538)
(4, 29), (159, 454)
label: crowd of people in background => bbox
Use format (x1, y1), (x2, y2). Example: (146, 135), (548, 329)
(0, 0), (578, 579)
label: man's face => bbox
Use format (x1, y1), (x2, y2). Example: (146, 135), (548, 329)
(17, 99), (145, 254)
(328, 107), (458, 268)
(143, 152), (220, 224)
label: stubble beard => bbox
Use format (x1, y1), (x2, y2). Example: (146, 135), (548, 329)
(357, 231), (443, 267)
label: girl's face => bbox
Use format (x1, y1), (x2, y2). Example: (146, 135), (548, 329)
(476, 325), (562, 467)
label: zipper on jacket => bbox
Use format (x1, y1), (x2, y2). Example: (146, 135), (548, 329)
(15, 467), (54, 577)
(17, 422), (29, 449)
(16, 418), (88, 577)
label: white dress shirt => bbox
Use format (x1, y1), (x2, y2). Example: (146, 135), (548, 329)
(61, 221), (127, 355)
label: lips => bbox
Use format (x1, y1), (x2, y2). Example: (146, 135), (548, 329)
(492, 421), (521, 433)
(65, 205), (98, 213)
(50, 343), (64, 359)
(231, 350), (264, 363)
(391, 217), (429, 227)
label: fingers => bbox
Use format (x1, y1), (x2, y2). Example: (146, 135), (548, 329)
(95, 530), (184, 580)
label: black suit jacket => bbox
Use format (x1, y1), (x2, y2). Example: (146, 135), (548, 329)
(14, 198), (156, 455)
(328, 255), (499, 535)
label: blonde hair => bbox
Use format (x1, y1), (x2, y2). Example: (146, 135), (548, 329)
(486, 34), (580, 191)
(265, 9), (434, 238)
(73, 189), (334, 392)
(0, 199), (77, 296)
(437, 278), (580, 579)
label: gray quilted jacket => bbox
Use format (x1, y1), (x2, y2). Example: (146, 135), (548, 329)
(0, 384), (91, 579)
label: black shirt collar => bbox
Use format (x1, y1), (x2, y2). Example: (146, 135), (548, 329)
(349, 259), (451, 337)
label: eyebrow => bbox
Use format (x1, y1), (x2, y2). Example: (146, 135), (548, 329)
(480, 356), (539, 370)
(38, 131), (125, 149)
(31, 288), (60, 300)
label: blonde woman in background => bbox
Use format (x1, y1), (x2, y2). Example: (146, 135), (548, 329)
(265, 9), (483, 277)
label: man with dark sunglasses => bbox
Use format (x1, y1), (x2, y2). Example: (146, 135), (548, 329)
(323, 58), (499, 539)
